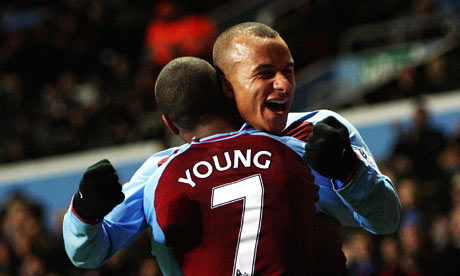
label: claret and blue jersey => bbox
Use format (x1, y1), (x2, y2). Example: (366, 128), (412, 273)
(144, 124), (318, 275)
(63, 110), (401, 276)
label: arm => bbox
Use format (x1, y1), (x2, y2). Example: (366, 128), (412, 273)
(331, 110), (401, 234)
(334, 156), (400, 234)
(63, 149), (178, 268)
(63, 177), (148, 268)
(288, 110), (401, 234)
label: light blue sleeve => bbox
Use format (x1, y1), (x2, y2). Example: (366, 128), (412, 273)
(63, 205), (111, 268)
(261, 131), (363, 229)
(142, 146), (190, 276)
(309, 110), (402, 234)
(334, 158), (400, 234)
(63, 149), (179, 268)
(62, 177), (147, 269)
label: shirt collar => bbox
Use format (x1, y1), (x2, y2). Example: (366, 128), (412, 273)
(191, 123), (253, 143)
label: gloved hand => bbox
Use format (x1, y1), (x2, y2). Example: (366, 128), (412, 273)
(73, 159), (125, 223)
(304, 116), (359, 183)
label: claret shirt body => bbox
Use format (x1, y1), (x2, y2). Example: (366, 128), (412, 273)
(147, 125), (318, 275)
(64, 124), (318, 276)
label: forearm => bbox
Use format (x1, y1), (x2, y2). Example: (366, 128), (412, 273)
(334, 159), (401, 234)
(63, 203), (148, 268)
(333, 111), (401, 234)
(63, 206), (112, 268)
(63, 176), (149, 268)
(286, 110), (402, 233)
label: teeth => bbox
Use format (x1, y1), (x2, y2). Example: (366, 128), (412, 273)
(266, 98), (288, 104)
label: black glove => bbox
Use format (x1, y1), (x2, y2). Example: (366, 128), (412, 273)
(73, 159), (125, 222)
(304, 116), (359, 182)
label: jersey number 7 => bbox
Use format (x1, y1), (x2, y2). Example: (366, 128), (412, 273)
(211, 174), (265, 276)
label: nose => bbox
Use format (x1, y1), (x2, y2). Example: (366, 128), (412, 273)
(273, 72), (292, 93)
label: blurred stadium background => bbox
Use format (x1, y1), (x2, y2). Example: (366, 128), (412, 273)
(0, 0), (460, 275)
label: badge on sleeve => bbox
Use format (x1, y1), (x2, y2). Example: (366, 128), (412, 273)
(353, 146), (378, 169)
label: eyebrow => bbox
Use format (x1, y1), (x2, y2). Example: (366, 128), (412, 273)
(252, 61), (295, 73)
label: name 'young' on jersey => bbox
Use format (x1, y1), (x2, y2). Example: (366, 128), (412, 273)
(144, 125), (318, 276)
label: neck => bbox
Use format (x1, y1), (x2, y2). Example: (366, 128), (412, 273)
(181, 118), (238, 143)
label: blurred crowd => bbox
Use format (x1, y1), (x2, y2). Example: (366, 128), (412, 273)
(362, 50), (460, 106)
(342, 103), (460, 276)
(1, 0), (459, 164)
(0, 192), (160, 276)
(1, 0), (460, 275)
(0, 0), (220, 164)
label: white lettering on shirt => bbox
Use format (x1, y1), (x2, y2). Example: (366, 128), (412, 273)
(178, 168), (196, 187)
(178, 149), (272, 187)
(234, 149), (251, 168)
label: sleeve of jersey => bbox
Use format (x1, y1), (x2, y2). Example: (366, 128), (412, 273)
(286, 111), (401, 234)
(327, 111), (402, 234)
(62, 150), (177, 268)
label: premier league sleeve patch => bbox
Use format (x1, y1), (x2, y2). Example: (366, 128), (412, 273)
(353, 146), (378, 169)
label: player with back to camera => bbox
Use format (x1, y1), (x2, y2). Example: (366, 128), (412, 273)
(64, 57), (319, 275)
(212, 22), (401, 275)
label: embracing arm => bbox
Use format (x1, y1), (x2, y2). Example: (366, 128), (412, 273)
(290, 110), (401, 234)
(326, 110), (401, 234)
(63, 178), (148, 268)
(334, 158), (400, 234)
(62, 149), (178, 268)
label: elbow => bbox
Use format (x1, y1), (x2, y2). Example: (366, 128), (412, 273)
(375, 202), (402, 235)
(387, 202), (402, 234)
(378, 218), (400, 235)
(376, 181), (403, 234)
(64, 245), (105, 269)
(68, 256), (103, 269)
(366, 218), (399, 235)
(361, 200), (402, 235)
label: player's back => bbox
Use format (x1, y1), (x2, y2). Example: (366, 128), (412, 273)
(148, 126), (318, 276)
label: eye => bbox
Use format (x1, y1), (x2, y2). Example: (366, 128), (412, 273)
(258, 71), (275, 79)
(283, 68), (294, 76)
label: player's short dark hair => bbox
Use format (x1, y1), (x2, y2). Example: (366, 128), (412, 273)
(155, 57), (228, 131)
(213, 22), (280, 73)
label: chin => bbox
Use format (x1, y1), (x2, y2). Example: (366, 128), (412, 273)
(267, 121), (286, 134)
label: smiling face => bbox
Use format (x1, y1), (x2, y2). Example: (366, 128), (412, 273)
(222, 35), (295, 134)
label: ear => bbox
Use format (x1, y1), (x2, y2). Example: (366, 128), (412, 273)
(220, 76), (235, 99)
(162, 115), (180, 135)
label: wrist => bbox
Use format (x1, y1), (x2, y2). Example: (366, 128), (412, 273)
(336, 148), (359, 182)
(72, 193), (103, 224)
(71, 206), (102, 225)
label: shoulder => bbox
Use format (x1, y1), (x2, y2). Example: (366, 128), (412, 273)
(287, 109), (350, 125)
(283, 110), (357, 141)
(136, 147), (182, 173)
(287, 109), (356, 131)
(249, 130), (306, 157)
(127, 145), (187, 186)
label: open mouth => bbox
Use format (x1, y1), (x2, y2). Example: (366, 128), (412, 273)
(265, 99), (289, 113)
